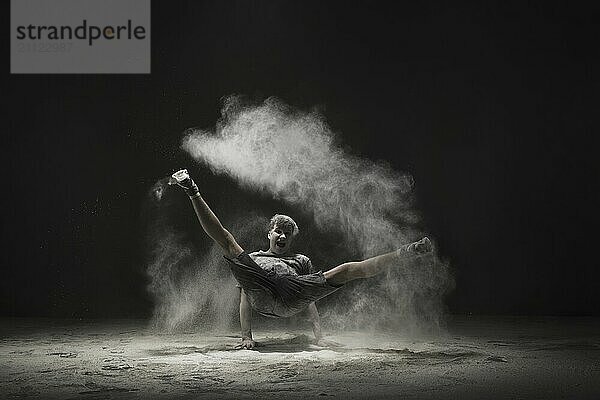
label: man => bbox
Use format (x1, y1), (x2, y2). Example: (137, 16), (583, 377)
(170, 169), (432, 349)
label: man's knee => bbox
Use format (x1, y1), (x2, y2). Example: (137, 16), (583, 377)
(324, 261), (368, 286)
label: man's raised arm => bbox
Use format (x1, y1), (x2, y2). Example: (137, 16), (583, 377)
(170, 169), (243, 258)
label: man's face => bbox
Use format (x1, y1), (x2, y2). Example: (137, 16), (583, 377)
(267, 224), (295, 255)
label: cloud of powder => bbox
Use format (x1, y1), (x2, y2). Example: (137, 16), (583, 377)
(180, 96), (453, 334)
(143, 183), (267, 332)
(145, 234), (238, 332)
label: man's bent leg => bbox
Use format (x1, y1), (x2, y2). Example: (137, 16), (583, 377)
(323, 237), (432, 286)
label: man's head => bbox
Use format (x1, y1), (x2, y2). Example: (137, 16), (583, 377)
(267, 214), (299, 255)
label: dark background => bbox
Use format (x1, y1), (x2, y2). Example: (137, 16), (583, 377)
(2, 1), (598, 318)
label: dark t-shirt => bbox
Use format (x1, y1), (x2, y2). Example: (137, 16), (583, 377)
(249, 250), (313, 275)
(227, 250), (339, 317)
(235, 250), (313, 289)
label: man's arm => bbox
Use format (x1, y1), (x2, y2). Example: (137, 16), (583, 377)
(239, 289), (255, 349)
(171, 169), (243, 258)
(307, 303), (341, 347)
(307, 302), (323, 343)
(302, 258), (324, 343)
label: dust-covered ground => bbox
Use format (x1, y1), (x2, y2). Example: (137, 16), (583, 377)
(1, 317), (599, 399)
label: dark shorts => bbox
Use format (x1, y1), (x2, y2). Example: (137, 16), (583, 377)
(224, 252), (342, 318)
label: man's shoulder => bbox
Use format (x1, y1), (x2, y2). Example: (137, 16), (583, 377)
(288, 253), (312, 269)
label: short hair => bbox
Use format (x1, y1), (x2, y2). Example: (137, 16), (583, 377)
(269, 214), (299, 237)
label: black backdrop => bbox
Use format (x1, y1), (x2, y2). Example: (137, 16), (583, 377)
(2, 0), (598, 318)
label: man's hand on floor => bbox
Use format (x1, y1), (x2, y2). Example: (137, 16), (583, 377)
(238, 338), (256, 350)
(315, 338), (342, 348)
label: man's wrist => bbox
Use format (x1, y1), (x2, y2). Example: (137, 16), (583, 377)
(188, 192), (201, 200)
(312, 324), (322, 339)
(241, 330), (253, 340)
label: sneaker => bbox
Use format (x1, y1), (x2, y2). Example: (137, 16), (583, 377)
(169, 169), (190, 186)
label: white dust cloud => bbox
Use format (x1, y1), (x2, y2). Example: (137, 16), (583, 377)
(178, 96), (453, 334)
(144, 179), (268, 332)
(145, 229), (239, 332)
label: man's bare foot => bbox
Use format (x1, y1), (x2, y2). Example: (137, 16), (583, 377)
(398, 237), (433, 258)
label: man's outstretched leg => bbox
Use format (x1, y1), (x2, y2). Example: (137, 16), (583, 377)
(323, 238), (433, 286)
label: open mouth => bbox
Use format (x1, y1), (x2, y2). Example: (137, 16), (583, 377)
(276, 242), (286, 248)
